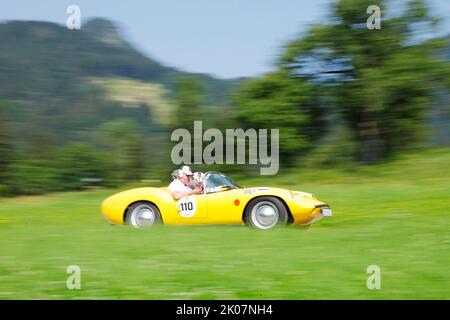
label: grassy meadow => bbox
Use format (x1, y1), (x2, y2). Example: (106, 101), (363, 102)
(0, 149), (449, 299)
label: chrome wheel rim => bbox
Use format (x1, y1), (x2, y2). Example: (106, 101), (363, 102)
(130, 204), (156, 228)
(251, 201), (279, 230)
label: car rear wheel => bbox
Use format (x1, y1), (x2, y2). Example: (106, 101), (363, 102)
(126, 202), (162, 228)
(245, 197), (288, 230)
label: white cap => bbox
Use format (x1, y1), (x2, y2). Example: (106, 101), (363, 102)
(180, 165), (193, 176)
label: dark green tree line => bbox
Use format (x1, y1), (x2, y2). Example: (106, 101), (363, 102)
(281, 0), (450, 163)
(234, 0), (450, 164)
(0, 108), (11, 186)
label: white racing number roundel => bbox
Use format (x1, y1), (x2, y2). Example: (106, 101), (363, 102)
(176, 196), (197, 218)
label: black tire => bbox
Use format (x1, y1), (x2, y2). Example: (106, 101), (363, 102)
(244, 197), (288, 230)
(125, 202), (162, 228)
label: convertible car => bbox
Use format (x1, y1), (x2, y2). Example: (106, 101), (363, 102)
(101, 171), (332, 230)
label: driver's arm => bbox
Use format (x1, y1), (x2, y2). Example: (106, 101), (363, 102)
(171, 188), (202, 200)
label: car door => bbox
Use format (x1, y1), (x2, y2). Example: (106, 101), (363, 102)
(205, 189), (245, 224)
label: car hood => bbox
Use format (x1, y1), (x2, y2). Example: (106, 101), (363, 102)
(238, 186), (315, 200)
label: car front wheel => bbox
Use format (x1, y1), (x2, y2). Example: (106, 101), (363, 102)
(126, 202), (162, 228)
(245, 197), (288, 230)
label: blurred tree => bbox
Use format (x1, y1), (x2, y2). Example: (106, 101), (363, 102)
(6, 158), (60, 195)
(125, 134), (147, 181)
(55, 142), (107, 190)
(172, 76), (204, 131)
(97, 119), (147, 183)
(0, 108), (11, 185)
(281, 0), (450, 163)
(233, 71), (326, 163)
(171, 76), (205, 165)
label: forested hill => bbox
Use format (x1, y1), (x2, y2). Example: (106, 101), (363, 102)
(0, 18), (237, 105)
(0, 18), (239, 148)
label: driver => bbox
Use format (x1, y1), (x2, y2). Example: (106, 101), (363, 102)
(168, 165), (202, 200)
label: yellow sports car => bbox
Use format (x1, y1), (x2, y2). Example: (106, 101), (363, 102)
(101, 171), (332, 230)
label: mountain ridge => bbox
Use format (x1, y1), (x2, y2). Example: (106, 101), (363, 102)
(0, 18), (241, 149)
(0, 18), (239, 104)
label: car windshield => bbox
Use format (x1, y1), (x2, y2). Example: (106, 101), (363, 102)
(204, 172), (241, 194)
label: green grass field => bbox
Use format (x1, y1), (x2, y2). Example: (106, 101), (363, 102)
(0, 150), (449, 299)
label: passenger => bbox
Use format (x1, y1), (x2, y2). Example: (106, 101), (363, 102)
(189, 171), (205, 192)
